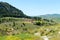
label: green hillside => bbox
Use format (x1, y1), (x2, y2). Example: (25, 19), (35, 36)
(0, 17), (56, 35)
(0, 17), (59, 40)
(0, 2), (28, 18)
(0, 2), (60, 40)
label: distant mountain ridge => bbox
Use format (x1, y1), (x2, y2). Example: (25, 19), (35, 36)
(39, 14), (60, 22)
(0, 2), (27, 18)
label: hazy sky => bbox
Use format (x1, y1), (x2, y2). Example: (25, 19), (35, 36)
(0, 0), (60, 16)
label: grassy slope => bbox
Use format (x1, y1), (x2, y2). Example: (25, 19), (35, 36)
(0, 17), (60, 40)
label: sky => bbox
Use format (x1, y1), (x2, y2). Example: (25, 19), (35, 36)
(0, 0), (60, 16)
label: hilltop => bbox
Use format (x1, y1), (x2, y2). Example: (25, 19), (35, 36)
(0, 2), (28, 18)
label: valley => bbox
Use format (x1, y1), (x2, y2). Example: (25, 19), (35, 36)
(0, 2), (60, 40)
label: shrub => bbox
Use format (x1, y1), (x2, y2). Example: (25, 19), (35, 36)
(5, 35), (21, 40)
(34, 21), (42, 26)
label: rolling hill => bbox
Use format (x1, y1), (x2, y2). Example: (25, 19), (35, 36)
(39, 14), (60, 22)
(0, 2), (60, 40)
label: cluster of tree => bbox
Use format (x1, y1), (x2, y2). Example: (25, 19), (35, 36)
(33, 18), (56, 26)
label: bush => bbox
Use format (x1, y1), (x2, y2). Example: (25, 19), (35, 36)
(34, 21), (43, 26)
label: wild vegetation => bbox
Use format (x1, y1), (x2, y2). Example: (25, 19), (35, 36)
(0, 17), (59, 40)
(0, 2), (60, 40)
